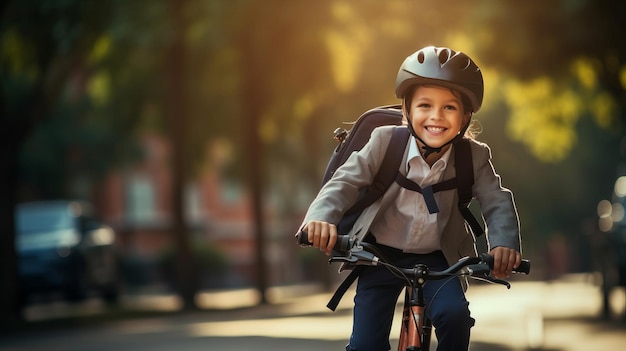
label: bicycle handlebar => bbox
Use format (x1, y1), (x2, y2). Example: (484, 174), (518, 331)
(297, 230), (354, 252)
(296, 231), (531, 277)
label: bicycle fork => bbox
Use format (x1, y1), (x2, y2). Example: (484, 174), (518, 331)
(398, 285), (433, 350)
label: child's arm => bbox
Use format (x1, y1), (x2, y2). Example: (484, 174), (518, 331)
(298, 127), (393, 253)
(470, 141), (522, 277)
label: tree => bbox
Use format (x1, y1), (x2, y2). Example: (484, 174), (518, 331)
(465, 0), (625, 159)
(1, 0), (116, 323)
(228, 0), (339, 302)
(460, 0), (626, 256)
(0, 0), (202, 317)
(165, 0), (197, 310)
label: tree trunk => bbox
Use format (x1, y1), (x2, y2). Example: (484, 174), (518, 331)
(238, 25), (269, 305)
(0, 124), (23, 325)
(247, 113), (268, 304)
(167, 0), (196, 310)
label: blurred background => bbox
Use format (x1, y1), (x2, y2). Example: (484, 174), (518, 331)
(1, 0), (625, 331)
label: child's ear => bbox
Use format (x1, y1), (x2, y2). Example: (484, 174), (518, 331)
(401, 103), (410, 125)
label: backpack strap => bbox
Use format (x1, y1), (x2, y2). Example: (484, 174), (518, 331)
(326, 266), (364, 311)
(454, 138), (485, 237)
(394, 174), (457, 214)
(394, 138), (485, 237)
(342, 126), (410, 218)
(327, 126), (409, 311)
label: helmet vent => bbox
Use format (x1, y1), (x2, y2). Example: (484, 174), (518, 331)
(460, 58), (471, 70)
(417, 51), (425, 64)
(438, 48), (454, 65)
(395, 46), (484, 111)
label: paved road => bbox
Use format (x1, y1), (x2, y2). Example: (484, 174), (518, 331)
(1, 275), (625, 351)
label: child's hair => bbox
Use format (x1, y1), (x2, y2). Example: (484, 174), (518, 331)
(464, 119), (482, 139)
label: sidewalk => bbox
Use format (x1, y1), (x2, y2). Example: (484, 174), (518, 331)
(15, 275), (626, 351)
(465, 274), (626, 350)
(188, 274), (626, 351)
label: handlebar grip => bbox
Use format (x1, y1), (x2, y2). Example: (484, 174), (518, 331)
(479, 253), (531, 275)
(296, 231), (312, 246)
(516, 260), (531, 274)
(296, 231), (352, 252)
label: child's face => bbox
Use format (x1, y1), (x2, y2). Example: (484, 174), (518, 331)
(405, 85), (470, 151)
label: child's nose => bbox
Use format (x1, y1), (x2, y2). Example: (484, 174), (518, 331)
(429, 108), (443, 120)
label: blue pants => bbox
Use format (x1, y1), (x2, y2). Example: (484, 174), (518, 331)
(346, 250), (475, 351)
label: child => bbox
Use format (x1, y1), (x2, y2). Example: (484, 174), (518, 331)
(299, 46), (522, 351)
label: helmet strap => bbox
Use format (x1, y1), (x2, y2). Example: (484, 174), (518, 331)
(406, 122), (444, 158)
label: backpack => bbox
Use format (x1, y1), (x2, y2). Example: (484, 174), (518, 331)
(322, 106), (410, 236)
(321, 105), (483, 311)
(322, 105), (483, 239)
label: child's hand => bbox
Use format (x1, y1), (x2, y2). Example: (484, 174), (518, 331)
(304, 221), (337, 256)
(488, 247), (522, 278)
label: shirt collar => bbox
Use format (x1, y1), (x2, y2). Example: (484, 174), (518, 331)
(406, 137), (452, 172)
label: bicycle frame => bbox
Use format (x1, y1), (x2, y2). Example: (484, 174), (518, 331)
(397, 275), (433, 351)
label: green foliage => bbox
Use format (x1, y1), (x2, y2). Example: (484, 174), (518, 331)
(462, 0), (625, 164)
(2, 0), (143, 198)
(19, 99), (143, 197)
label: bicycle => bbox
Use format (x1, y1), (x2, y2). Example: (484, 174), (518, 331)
(296, 231), (531, 351)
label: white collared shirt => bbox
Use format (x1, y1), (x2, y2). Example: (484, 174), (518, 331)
(370, 136), (452, 253)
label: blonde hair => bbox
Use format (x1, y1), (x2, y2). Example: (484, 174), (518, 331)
(464, 118), (482, 139)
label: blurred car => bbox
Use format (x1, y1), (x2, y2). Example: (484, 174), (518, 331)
(15, 200), (120, 304)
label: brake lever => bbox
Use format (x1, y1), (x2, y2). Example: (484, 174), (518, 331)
(485, 276), (511, 289)
(470, 273), (511, 289)
(329, 247), (380, 266)
(495, 278), (511, 289)
(329, 255), (358, 264)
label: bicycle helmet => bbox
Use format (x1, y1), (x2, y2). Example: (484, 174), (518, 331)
(395, 46), (484, 157)
(395, 46), (484, 113)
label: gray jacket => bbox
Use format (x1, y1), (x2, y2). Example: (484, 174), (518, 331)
(302, 125), (521, 266)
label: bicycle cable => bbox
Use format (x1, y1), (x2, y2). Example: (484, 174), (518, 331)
(422, 270), (495, 325)
(423, 275), (461, 323)
(378, 261), (412, 285)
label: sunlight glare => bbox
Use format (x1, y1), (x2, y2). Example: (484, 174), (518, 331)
(611, 202), (625, 223)
(187, 316), (352, 341)
(614, 176), (626, 197)
(597, 200), (612, 218)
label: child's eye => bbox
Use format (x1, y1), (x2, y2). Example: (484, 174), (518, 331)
(444, 104), (458, 110)
(417, 103), (431, 108)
